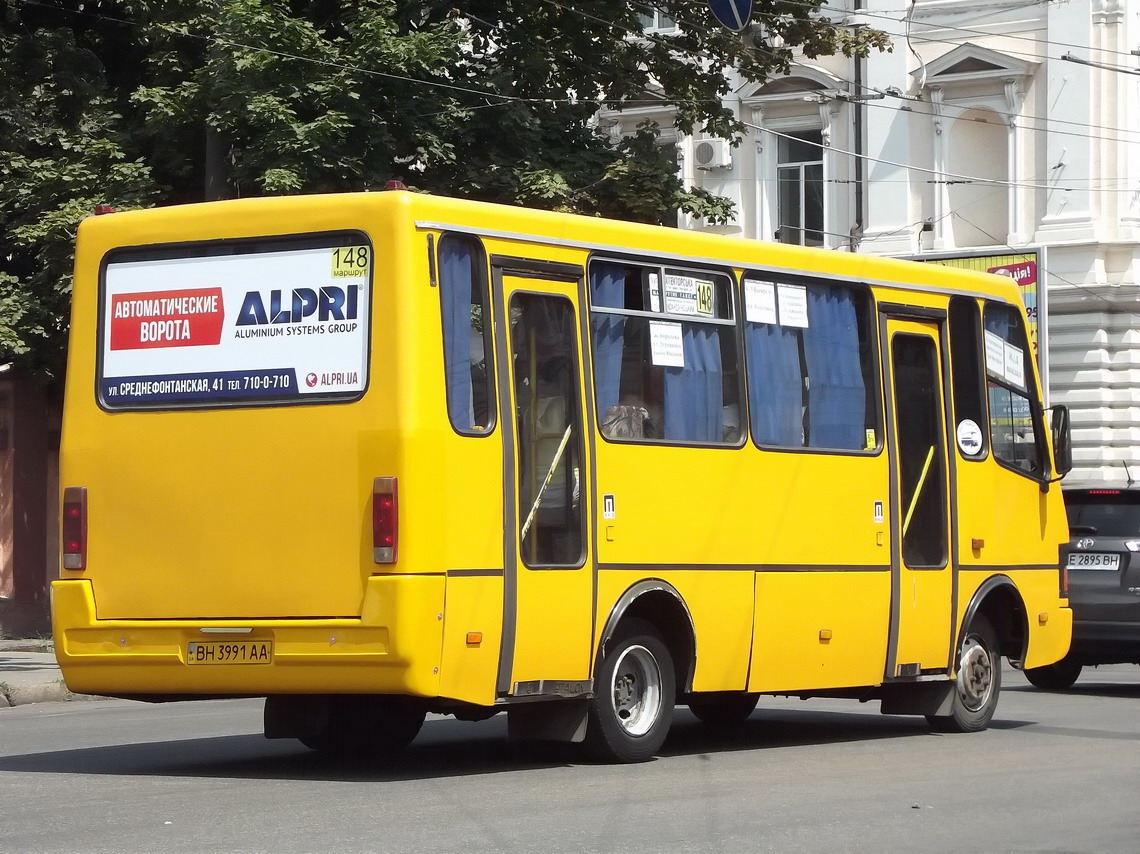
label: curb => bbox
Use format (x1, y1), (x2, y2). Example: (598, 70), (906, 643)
(0, 680), (102, 708)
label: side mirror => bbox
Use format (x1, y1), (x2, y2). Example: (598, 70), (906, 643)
(1050, 404), (1073, 477)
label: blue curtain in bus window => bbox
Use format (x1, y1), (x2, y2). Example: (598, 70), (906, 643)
(803, 287), (865, 449)
(745, 321), (803, 446)
(440, 239), (475, 428)
(663, 325), (723, 441)
(590, 263), (627, 417)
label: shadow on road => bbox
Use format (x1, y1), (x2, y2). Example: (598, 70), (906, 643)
(0, 705), (963, 782)
(1005, 680), (1140, 700)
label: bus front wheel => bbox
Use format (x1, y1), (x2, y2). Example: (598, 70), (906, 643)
(927, 615), (1001, 733)
(586, 618), (675, 763)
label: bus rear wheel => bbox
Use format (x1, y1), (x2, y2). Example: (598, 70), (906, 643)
(687, 692), (759, 725)
(927, 615), (1001, 733)
(299, 696), (426, 757)
(586, 618), (675, 763)
(1024, 655), (1082, 690)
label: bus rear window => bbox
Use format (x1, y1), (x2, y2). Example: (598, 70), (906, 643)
(97, 233), (371, 410)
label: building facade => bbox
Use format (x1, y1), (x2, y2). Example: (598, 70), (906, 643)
(611, 0), (1140, 483)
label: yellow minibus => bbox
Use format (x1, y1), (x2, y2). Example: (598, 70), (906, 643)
(53, 189), (1073, 762)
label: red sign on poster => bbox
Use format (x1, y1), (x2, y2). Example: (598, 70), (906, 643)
(110, 288), (225, 350)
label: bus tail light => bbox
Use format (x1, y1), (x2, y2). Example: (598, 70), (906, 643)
(373, 477), (398, 564)
(62, 486), (88, 571)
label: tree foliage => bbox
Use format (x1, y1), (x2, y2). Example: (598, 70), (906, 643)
(1, 0), (887, 380)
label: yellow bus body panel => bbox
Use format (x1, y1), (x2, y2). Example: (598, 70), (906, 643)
(751, 572), (892, 692)
(595, 570), (754, 693)
(438, 575), (504, 706)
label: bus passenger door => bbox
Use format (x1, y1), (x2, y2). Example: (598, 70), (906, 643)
(881, 315), (955, 676)
(492, 259), (595, 697)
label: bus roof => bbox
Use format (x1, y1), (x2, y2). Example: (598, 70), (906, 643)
(80, 191), (1024, 306)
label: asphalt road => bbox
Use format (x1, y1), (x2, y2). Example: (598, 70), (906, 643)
(2, 664), (1139, 854)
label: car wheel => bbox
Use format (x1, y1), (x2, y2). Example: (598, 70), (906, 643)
(927, 615), (1001, 733)
(687, 693), (759, 725)
(585, 618), (675, 763)
(1024, 655), (1082, 690)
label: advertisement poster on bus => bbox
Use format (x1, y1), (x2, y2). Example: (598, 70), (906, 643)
(99, 241), (371, 408)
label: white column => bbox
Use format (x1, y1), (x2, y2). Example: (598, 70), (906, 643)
(852, 1), (914, 254)
(1036, 1), (1097, 242)
(1004, 80), (1026, 244)
(929, 87), (948, 251)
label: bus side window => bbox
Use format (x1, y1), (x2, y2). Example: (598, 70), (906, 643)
(439, 233), (494, 434)
(982, 301), (1042, 477)
(744, 278), (877, 452)
(948, 296), (988, 460)
(589, 260), (740, 445)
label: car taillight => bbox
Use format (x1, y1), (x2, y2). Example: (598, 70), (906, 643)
(62, 486), (87, 571)
(373, 477), (398, 564)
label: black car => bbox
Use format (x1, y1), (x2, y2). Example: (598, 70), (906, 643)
(1025, 484), (1140, 689)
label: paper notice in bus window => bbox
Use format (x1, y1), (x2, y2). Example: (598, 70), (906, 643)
(663, 275), (699, 315)
(648, 273), (661, 313)
(777, 284), (809, 328)
(649, 321), (685, 367)
(984, 330), (1006, 378)
(1004, 341), (1025, 388)
(744, 280), (777, 324)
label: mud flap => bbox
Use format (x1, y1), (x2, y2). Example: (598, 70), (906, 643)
(507, 698), (589, 742)
(879, 681), (955, 717)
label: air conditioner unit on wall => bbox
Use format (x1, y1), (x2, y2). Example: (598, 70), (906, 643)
(694, 138), (733, 170)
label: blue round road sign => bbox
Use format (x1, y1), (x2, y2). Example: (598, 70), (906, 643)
(708, 0), (753, 32)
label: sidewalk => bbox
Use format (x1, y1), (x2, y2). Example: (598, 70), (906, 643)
(0, 640), (98, 707)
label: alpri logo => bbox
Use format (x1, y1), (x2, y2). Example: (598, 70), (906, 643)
(236, 286), (359, 326)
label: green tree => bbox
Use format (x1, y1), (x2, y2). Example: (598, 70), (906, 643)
(1, 6), (157, 379)
(1, 0), (886, 381)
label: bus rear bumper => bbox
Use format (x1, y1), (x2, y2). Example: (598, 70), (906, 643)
(50, 576), (444, 699)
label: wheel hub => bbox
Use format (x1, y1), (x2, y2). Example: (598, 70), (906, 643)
(610, 644), (663, 737)
(957, 637), (993, 712)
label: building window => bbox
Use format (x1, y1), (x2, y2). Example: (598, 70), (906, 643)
(637, 8), (677, 32)
(776, 130), (824, 247)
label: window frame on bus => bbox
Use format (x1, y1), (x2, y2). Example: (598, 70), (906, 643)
(982, 299), (1048, 482)
(586, 254), (745, 449)
(437, 232), (497, 437)
(739, 270), (881, 457)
